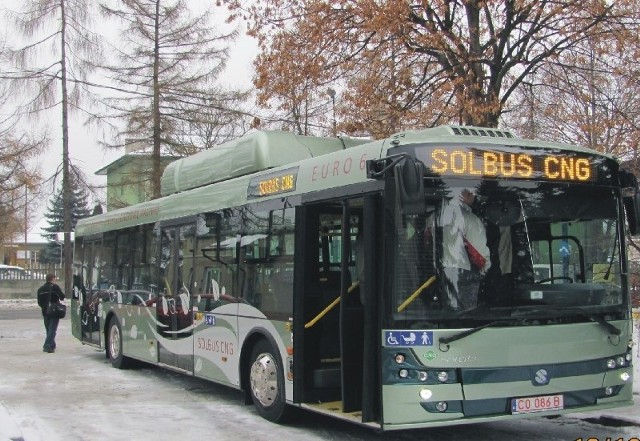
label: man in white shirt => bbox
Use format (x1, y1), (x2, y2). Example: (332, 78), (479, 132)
(439, 188), (491, 310)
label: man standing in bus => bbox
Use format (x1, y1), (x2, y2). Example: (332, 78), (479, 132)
(37, 274), (66, 353)
(439, 188), (491, 310)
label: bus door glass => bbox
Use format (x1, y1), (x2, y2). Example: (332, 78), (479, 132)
(71, 236), (84, 341)
(192, 211), (240, 383)
(81, 239), (103, 346)
(301, 201), (366, 411)
(340, 199), (365, 413)
(155, 222), (196, 371)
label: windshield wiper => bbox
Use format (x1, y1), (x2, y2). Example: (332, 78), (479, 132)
(439, 320), (502, 346)
(552, 306), (621, 335)
(508, 306), (621, 335)
(438, 305), (621, 348)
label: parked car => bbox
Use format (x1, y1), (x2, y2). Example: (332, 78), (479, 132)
(0, 265), (31, 280)
(26, 269), (47, 280)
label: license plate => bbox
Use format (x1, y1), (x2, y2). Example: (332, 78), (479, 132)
(511, 394), (564, 414)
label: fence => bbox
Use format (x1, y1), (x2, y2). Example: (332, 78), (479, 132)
(0, 265), (64, 299)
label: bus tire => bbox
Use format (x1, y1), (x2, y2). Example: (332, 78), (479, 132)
(248, 339), (290, 422)
(107, 317), (131, 369)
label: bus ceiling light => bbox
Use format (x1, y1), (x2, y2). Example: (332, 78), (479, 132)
(437, 371), (449, 382)
(399, 369), (409, 378)
(436, 401), (448, 412)
(395, 353), (406, 364)
(419, 388), (432, 400)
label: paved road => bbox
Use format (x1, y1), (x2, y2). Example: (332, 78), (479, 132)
(1, 307), (638, 441)
(0, 308), (41, 320)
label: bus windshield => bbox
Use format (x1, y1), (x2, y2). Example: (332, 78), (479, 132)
(391, 180), (624, 327)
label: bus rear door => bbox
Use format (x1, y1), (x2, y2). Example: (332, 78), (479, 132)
(156, 223), (196, 372)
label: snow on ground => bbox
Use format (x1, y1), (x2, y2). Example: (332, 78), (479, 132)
(0, 299), (39, 310)
(0, 301), (638, 441)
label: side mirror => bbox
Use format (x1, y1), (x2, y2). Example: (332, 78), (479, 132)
(394, 158), (426, 215)
(620, 170), (640, 235)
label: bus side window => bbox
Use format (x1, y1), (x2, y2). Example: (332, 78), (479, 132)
(240, 209), (270, 310)
(269, 266), (294, 312)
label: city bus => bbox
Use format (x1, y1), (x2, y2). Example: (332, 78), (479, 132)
(71, 125), (636, 430)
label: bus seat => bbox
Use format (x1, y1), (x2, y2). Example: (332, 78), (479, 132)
(179, 293), (190, 315)
(269, 268), (294, 312)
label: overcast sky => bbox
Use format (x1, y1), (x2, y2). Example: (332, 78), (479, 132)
(0, 1), (258, 235)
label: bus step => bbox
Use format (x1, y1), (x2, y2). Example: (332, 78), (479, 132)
(313, 367), (341, 388)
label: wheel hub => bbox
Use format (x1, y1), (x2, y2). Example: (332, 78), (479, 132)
(250, 353), (279, 407)
(109, 325), (121, 359)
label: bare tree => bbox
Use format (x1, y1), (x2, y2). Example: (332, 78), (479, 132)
(503, 2), (640, 161)
(5, 0), (101, 294)
(0, 43), (46, 248)
(170, 92), (254, 155)
(229, 0), (635, 135)
(0, 128), (46, 247)
(95, 0), (249, 198)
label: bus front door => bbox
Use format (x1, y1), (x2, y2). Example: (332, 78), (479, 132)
(297, 197), (373, 415)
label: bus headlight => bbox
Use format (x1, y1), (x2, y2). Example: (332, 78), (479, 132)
(399, 369), (409, 378)
(604, 386), (614, 396)
(437, 371), (449, 382)
(606, 358), (616, 369)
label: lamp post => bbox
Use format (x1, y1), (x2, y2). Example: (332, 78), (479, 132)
(24, 185), (28, 267)
(327, 88), (336, 137)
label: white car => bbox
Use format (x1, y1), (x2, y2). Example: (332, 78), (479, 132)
(0, 265), (30, 280)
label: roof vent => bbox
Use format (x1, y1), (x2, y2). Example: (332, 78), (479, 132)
(450, 125), (515, 139)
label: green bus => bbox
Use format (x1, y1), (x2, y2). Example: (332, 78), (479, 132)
(71, 125), (636, 430)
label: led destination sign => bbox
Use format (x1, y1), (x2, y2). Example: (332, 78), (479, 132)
(248, 166), (299, 198)
(421, 147), (597, 182)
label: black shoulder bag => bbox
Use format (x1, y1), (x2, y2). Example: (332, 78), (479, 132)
(45, 284), (67, 319)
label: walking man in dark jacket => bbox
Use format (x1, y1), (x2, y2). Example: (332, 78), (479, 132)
(37, 274), (66, 353)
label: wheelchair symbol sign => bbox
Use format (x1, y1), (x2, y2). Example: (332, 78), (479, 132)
(385, 331), (433, 346)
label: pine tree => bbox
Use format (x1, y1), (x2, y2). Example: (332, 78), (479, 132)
(40, 174), (91, 265)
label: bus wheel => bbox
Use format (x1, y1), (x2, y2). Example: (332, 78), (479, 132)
(108, 317), (130, 369)
(248, 339), (289, 422)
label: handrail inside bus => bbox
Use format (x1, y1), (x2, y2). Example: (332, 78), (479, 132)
(397, 276), (436, 313)
(304, 281), (360, 329)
